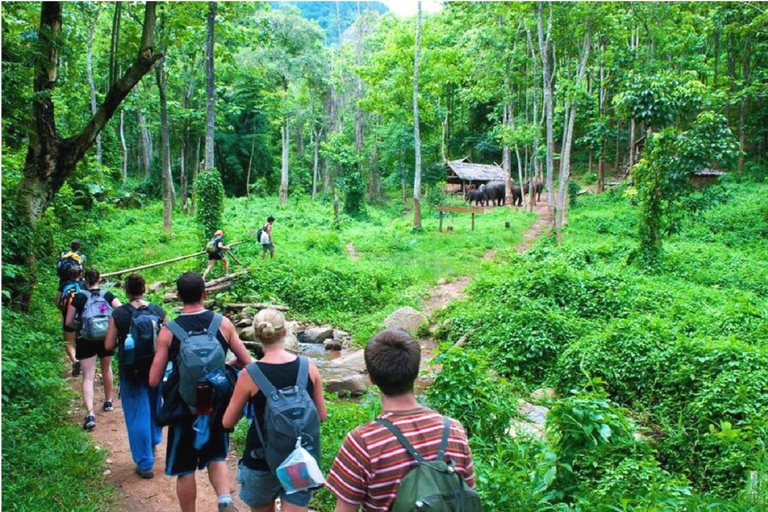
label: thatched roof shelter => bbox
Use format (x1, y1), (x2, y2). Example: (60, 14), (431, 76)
(445, 158), (508, 188)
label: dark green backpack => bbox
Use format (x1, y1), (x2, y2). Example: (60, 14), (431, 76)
(376, 417), (483, 512)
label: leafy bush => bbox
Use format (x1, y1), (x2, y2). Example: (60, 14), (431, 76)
(195, 169), (225, 241)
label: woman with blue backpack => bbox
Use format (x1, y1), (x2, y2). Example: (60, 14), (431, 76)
(105, 273), (166, 479)
(223, 308), (327, 512)
(66, 268), (122, 431)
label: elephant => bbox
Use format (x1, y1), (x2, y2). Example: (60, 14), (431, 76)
(523, 180), (544, 202)
(483, 181), (506, 207)
(465, 189), (485, 206)
(510, 185), (523, 207)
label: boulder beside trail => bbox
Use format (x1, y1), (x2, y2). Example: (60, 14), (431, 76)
(299, 326), (335, 344)
(323, 373), (368, 397)
(384, 307), (428, 335)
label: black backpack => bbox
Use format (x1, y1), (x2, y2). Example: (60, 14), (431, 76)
(57, 251), (82, 280)
(256, 225), (266, 244)
(376, 417), (483, 512)
(119, 304), (161, 381)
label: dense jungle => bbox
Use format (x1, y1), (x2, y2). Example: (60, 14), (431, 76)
(2, 2), (768, 511)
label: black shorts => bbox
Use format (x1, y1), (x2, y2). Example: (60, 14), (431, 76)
(208, 252), (224, 261)
(75, 338), (115, 360)
(165, 418), (229, 476)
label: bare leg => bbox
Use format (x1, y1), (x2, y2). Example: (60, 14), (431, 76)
(177, 473), (197, 512)
(64, 331), (77, 364)
(202, 260), (215, 280)
(208, 460), (232, 498)
(223, 257), (230, 275)
(100, 355), (113, 403)
(81, 356), (97, 415)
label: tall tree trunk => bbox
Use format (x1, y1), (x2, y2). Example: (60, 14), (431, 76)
(555, 32), (591, 244)
(503, 103), (514, 207)
(120, 109), (128, 187)
(86, 9), (102, 167)
(156, 56), (173, 235)
(138, 110), (151, 179)
(180, 135), (188, 213)
(412, 1), (423, 229)
(8, 1), (161, 308)
(190, 136), (201, 216)
(204, 1), (216, 171)
(629, 117), (636, 169)
(312, 126), (321, 200)
(538, 2), (555, 226)
(355, 10), (365, 175)
(597, 48), (605, 193)
(246, 129), (256, 199)
(527, 25), (540, 211)
(279, 119), (289, 204)
(109, 2), (121, 89)
(180, 56), (199, 213)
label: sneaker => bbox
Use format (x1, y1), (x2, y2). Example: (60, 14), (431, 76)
(71, 361), (81, 377)
(83, 414), (96, 431)
(103, 400), (114, 412)
(218, 502), (237, 512)
(135, 467), (154, 480)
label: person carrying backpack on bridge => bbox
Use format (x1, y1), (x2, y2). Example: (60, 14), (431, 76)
(56, 264), (83, 377)
(222, 308), (327, 512)
(105, 273), (167, 480)
(65, 268), (122, 432)
(148, 272), (254, 512)
(203, 229), (231, 281)
(325, 329), (480, 512)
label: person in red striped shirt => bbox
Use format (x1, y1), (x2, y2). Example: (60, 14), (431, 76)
(325, 328), (476, 511)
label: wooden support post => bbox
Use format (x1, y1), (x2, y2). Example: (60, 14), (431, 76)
(471, 213), (475, 231)
(439, 211), (443, 232)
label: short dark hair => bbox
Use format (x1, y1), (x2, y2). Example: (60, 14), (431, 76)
(71, 239), (81, 251)
(364, 328), (421, 397)
(176, 272), (205, 304)
(124, 273), (146, 298)
(267, 215), (275, 223)
(65, 265), (82, 281)
(84, 268), (101, 287)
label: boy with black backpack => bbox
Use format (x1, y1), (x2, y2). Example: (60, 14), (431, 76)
(148, 272), (253, 512)
(56, 265), (83, 376)
(222, 308), (327, 512)
(105, 273), (167, 479)
(326, 329), (481, 512)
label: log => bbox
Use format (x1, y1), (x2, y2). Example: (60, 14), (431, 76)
(162, 268), (250, 302)
(224, 303), (290, 312)
(101, 240), (247, 278)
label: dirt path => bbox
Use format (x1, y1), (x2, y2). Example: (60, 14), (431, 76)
(422, 202), (551, 317)
(82, 203), (550, 512)
(70, 376), (249, 512)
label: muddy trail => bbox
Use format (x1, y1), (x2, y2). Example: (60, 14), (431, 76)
(73, 202), (550, 512)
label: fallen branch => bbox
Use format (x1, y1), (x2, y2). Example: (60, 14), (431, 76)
(453, 331), (472, 348)
(225, 302), (290, 312)
(101, 241), (246, 278)
(162, 268), (250, 302)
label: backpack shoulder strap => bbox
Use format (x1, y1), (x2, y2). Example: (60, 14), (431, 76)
(376, 417), (428, 464)
(295, 355), (309, 390)
(207, 312), (223, 341)
(165, 319), (188, 342)
(376, 416), (451, 463)
(245, 362), (278, 397)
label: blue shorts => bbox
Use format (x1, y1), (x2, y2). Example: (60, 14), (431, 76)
(237, 463), (312, 508)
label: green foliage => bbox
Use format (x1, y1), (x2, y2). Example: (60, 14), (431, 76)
(195, 169), (226, 241)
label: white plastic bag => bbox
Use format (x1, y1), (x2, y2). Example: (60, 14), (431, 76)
(276, 438), (325, 494)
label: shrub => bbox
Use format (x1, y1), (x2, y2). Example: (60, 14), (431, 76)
(195, 169), (225, 241)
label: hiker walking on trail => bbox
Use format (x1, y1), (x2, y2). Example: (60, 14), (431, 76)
(325, 329), (479, 512)
(57, 239), (86, 286)
(56, 264), (83, 377)
(223, 308), (327, 512)
(66, 268), (121, 432)
(105, 273), (166, 480)
(259, 216), (275, 260)
(203, 229), (231, 281)
(149, 272), (253, 512)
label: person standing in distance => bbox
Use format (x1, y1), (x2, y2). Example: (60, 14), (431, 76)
(66, 268), (121, 431)
(203, 229), (230, 281)
(149, 272), (254, 512)
(260, 216), (275, 260)
(105, 273), (166, 479)
(325, 328), (477, 511)
(222, 308), (328, 512)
